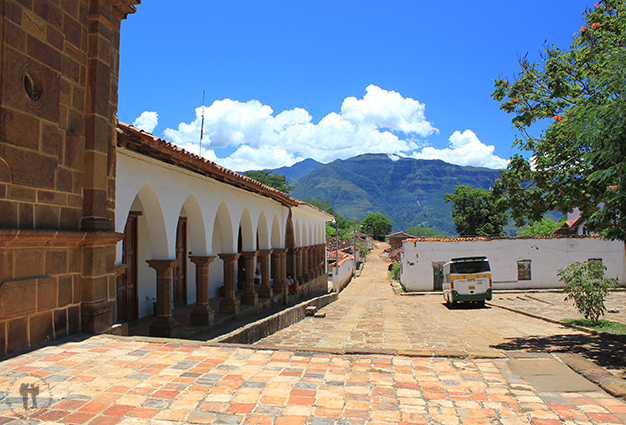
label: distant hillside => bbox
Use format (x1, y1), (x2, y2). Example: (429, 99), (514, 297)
(290, 154), (502, 235)
(269, 158), (323, 183)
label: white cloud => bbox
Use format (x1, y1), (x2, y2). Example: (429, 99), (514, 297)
(413, 130), (509, 169)
(136, 86), (508, 171)
(132, 111), (158, 133)
(160, 85), (437, 171)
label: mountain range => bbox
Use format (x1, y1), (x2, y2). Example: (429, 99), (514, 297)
(270, 154), (503, 235)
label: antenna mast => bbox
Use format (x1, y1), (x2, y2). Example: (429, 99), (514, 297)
(200, 90), (205, 157)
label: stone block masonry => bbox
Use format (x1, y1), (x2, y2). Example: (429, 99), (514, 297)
(0, 0), (139, 357)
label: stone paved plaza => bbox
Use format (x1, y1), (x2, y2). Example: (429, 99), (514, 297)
(1, 245), (626, 424)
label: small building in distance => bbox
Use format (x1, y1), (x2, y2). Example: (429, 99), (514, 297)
(400, 235), (625, 292)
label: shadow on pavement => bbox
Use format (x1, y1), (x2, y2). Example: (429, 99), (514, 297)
(492, 333), (626, 377)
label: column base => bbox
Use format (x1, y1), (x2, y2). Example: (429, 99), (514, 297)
(190, 304), (215, 326)
(241, 292), (258, 305)
(220, 298), (240, 315)
(81, 301), (114, 334)
(150, 315), (180, 338)
(258, 287), (273, 298)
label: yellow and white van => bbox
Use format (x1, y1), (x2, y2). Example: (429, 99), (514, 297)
(442, 256), (492, 307)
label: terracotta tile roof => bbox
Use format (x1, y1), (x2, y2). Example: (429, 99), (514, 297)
(325, 237), (356, 260)
(403, 234), (601, 244)
(553, 217), (587, 235)
(387, 248), (402, 263)
(117, 122), (333, 218)
(387, 231), (413, 238)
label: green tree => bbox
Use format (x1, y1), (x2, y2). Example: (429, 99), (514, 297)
(407, 226), (449, 239)
(361, 213), (392, 241)
(443, 185), (508, 237)
(304, 198), (358, 239)
(243, 170), (294, 195)
(559, 260), (618, 323)
(518, 217), (565, 236)
(491, 1), (626, 243)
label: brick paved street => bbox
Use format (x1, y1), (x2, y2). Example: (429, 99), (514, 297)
(1, 244), (626, 424)
(1, 336), (626, 424)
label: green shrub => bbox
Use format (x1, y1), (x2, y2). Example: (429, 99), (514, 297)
(389, 263), (401, 281)
(558, 260), (618, 323)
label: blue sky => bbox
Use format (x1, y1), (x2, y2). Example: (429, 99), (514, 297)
(118, 0), (592, 172)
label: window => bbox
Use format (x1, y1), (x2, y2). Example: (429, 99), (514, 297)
(517, 260), (531, 281)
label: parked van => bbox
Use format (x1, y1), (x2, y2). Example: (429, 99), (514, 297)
(442, 256), (492, 307)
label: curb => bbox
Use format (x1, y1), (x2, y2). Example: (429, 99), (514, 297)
(487, 302), (626, 344)
(488, 301), (626, 400)
(101, 334), (508, 359)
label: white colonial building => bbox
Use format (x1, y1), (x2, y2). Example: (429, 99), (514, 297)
(400, 236), (625, 292)
(115, 123), (333, 337)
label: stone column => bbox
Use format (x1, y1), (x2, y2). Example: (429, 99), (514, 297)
(240, 251), (259, 305)
(147, 259), (181, 338)
(189, 256), (216, 326)
(294, 247), (303, 285)
(302, 246), (310, 283)
(257, 249), (273, 298)
(81, 234), (123, 334)
(272, 248), (288, 297)
(318, 244), (326, 276)
(219, 253), (241, 314)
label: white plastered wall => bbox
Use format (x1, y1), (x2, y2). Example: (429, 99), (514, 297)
(400, 237), (625, 292)
(116, 149), (330, 318)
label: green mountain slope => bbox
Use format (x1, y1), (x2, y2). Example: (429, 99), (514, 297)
(291, 154), (502, 235)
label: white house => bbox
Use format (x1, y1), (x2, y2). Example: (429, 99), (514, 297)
(115, 123), (333, 337)
(400, 235), (625, 292)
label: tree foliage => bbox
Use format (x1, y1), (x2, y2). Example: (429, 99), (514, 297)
(443, 185), (508, 236)
(407, 226), (449, 239)
(243, 170), (294, 195)
(518, 217), (565, 236)
(559, 260), (618, 323)
(304, 198), (360, 239)
(361, 213), (393, 241)
(491, 1), (626, 242)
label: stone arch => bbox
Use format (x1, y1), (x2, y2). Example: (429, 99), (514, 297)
(213, 201), (235, 254)
(257, 210), (270, 250)
(285, 212), (295, 249)
(294, 219), (301, 248)
(271, 213), (282, 249)
(303, 222), (310, 247)
(180, 193), (207, 255)
(239, 206), (255, 252)
(135, 183), (169, 259)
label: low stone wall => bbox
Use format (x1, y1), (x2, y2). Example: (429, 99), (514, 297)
(213, 292), (338, 345)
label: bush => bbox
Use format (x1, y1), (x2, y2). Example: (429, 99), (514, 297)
(389, 263), (401, 281)
(558, 260), (618, 323)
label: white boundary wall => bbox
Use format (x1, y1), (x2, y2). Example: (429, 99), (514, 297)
(333, 257), (354, 292)
(401, 237), (625, 292)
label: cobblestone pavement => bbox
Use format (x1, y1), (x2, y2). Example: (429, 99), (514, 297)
(254, 249), (594, 357)
(490, 291), (626, 326)
(2, 245), (626, 424)
(1, 335), (626, 425)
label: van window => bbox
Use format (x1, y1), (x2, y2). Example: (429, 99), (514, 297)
(450, 260), (490, 274)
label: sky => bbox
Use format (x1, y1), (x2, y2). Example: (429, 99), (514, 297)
(117, 0), (594, 172)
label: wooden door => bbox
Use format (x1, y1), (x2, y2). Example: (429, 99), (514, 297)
(117, 212), (139, 322)
(173, 217), (187, 306)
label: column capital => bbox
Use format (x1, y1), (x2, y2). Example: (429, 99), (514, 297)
(273, 248), (288, 256)
(258, 249), (274, 256)
(239, 251), (258, 260)
(218, 253), (241, 263)
(294, 247), (304, 253)
(146, 259), (180, 273)
(189, 255), (217, 267)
